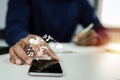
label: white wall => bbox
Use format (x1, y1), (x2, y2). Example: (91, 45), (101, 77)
(0, 0), (8, 29)
(88, 0), (95, 7)
(98, 0), (120, 28)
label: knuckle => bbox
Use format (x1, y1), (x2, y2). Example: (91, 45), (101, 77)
(27, 34), (33, 37)
(20, 54), (29, 61)
(9, 47), (13, 53)
(19, 38), (25, 43)
(27, 34), (36, 39)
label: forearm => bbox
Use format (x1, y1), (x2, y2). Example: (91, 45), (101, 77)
(5, 0), (30, 46)
(5, 29), (30, 46)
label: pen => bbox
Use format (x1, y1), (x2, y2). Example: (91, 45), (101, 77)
(74, 23), (94, 42)
(80, 23), (94, 35)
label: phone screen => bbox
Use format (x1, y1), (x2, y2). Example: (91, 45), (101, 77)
(28, 59), (63, 77)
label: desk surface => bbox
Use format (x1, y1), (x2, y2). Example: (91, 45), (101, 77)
(1, 43), (120, 80)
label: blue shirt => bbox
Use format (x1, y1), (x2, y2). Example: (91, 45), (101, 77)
(5, 0), (105, 46)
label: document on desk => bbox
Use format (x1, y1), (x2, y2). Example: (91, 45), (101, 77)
(49, 43), (105, 54)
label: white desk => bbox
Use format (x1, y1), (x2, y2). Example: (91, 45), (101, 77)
(1, 43), (120, 80)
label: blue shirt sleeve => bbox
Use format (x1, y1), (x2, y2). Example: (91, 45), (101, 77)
(79, 0), (106, 32)
(5, 0), (30, 46)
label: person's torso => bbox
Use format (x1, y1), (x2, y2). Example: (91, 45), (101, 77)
(28, 0), (85, 42)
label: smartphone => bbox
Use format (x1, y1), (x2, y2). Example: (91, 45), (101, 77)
(28, 59), (63, 77)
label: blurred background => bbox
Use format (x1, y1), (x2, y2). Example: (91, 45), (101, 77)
(0, 0), (120, 43)
(0, 0), (8, 39)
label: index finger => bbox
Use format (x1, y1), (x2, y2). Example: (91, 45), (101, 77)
(46, 47), (60, 61)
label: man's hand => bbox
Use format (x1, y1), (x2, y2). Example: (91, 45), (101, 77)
(74, 29), (109, 46)
(9, 34), (60, 65)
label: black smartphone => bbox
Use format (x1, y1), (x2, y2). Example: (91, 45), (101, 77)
(28, 59), (63, 77)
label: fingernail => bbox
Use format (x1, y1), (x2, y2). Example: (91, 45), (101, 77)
(26, 58), (32, 65)
(15, 59), (22, 65)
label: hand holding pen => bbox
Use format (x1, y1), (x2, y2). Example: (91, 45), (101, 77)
(74, 23), (99, 46)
